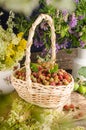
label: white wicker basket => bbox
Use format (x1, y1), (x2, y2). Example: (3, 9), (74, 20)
(11, 14), (74, 110)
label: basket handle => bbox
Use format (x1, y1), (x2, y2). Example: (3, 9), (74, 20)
(26, 14), (56, 88)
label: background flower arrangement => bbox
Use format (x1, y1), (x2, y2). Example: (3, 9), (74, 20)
(0, 11), (27, 70)
(14, 0), (86, 55)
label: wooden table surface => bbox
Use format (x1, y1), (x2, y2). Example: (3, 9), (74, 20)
(71, 92), (86, 128)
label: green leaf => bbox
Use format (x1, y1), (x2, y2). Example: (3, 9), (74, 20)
(30, 63), (39, 72)
(66, 49), (72, 54)
(49, 64), (58, 73)
(74, 82), (79, 91)
(78, 67), (86, 78)
(81, 35), (86, 42)
(30, 106), (45, 123)
(61, 26), (69, 37)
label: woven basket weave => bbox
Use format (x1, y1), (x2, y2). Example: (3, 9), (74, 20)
(11, 14), (74, 110)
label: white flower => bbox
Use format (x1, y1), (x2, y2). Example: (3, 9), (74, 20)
(0, 0), (39, 15)
(46, 0), (76, 12)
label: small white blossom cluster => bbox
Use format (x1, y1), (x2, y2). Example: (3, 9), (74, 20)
(0, 0), (39, 15)
(46, 0), (76, 12)
(1, 97), (86, 130)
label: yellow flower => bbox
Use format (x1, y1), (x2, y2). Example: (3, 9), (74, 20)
(5, 56), (15, 69)
(19, 39), (27, 49)
(7, 43), (13, 49)
(17, 32), (24, 38)
(12, 36), (20, 45)
(6, 44), (15, 57)
(17, 45), (24, 51)
(6, 51), (15, 57)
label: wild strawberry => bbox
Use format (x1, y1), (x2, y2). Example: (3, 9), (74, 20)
(58, 75), (63, 81)
(18, 71), (22, 76)
(31, 75), (37, 82)
(38, 66), (43, 71)
(40, 74), (45, 80)
(15, 74), (19, 79)
(22, 76), (25, 81)
(42, 79), (49, 85)
(57, 81), (63, 86)
(63, 105), (70, 111)
(63, 79), (69, 85)
(78, 112), (84, 117)
(32, 72), (37, 77)
(69, 104), (75, 110)
(37, 78), (40, 83)
(63, 73), (71, 81)
(52, 73), (57, 78)
(58, 70), (64, 76)
(45, 81), (49, 85)
(49, 77), (54, 82)
(73, 112), (84, 119)
(19, 76), (22, 80)
(54, 76), (59, 83)
(50, 82), (56, 86)
(21, 72), (25, 76)
(47, 73), (51, 78)
(46, 76), (50, 81)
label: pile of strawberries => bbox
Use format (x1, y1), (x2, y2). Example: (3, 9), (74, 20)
(15, 62), (72, 86)
(63, 104), (84, 119)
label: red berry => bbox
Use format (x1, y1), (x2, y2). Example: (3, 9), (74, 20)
(63, 105), (70, 111)
(58, 75), (63, 81)
(57, 81), (62, 86)
(78, 112), (84, 117)
(63, 79), (69, 85)
(52, 73), (57, 78)
(38, 66), (43, 71)
(69, 104), (75, 110)
(50, 82), (56, 86)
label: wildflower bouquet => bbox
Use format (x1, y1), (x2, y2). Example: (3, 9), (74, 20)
(36, 0), (86, 52)
(14, 0), (86, 55)
(0, 11), (27, 70)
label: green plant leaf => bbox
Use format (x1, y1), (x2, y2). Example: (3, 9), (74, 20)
(49, 64), (58, 73)
(74, 82), (79, 91)
(78, 67), (86, 78)
(81, 34), (86, 42)
(30, 106), (45, 123)
(30, 63), (39, 72)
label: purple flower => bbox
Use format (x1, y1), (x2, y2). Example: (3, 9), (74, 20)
(68, 28), (74, 34)
(47, 43), (61, 54)
(56, 43), (61, 51)
(69, 13), (77, 28)
(41, 48), (48, 55)
(74, 0), (79, 3)
(40, 22), (48, 31)
(62, 9), (68, 22)
(34, 39), (44, 48)
(61, 40), (68, 49)
(62, 10), (68, 16)
(59, 39), (71, 49)
(78, 15), (84, 20)
(80, 40), (86, 48)
(37, 29), (43, 37)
